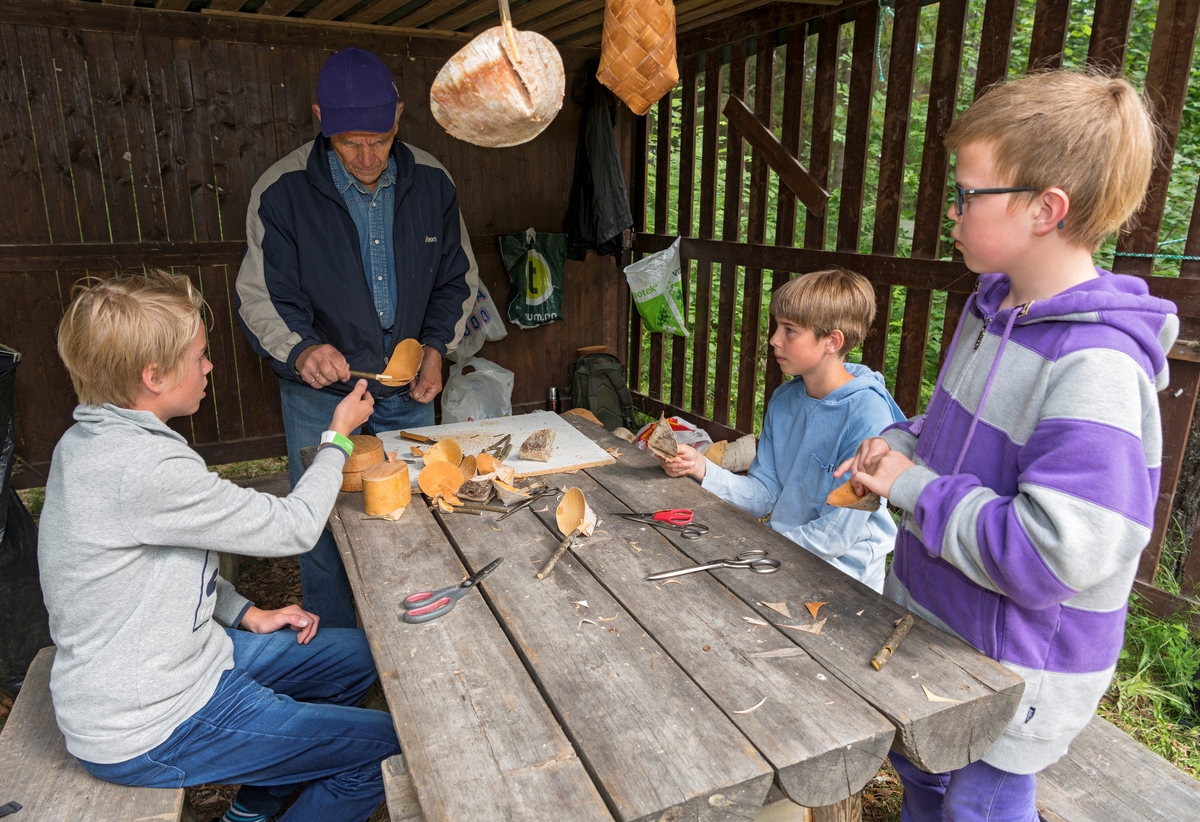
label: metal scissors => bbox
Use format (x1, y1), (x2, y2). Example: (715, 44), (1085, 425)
(496, 485), (561, 521)
(621, 509), (710, 540)
(643, 549), (780, 580)
(401, 557), (503, 623)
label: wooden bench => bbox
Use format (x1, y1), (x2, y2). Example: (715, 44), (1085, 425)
(1037, 715), (1200, 822)
(0, 647), (192, 822)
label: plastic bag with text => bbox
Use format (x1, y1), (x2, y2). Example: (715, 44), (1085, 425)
(624, 236), (688, 337)
(450, 280), (508, 363)
(500, 228), (567, 329)
(441, 357), (514, 423)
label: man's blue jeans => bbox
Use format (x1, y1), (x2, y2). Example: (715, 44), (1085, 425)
(80, 628), (400, 822)
(279, 377), (434, 628)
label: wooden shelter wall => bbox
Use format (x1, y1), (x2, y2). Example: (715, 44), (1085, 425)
(0, 0), (630, 489)
(629, 0), (1200, 628)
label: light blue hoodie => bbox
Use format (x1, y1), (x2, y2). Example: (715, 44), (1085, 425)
(701, 363), (906, 591)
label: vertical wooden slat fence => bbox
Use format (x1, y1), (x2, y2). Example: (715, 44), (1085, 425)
(631, 0), (1200, 631)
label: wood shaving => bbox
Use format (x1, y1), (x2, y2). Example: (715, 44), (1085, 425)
(662, 579), (683, 586)
(743, 616), (770, 626)
(759, 601), (791, 619)
(597, 615), (617, 622)
(922, 685), (962, 704)
(748, 648), (806, 659)
(805, 601), (828, 619)
(629, 541), (641, 553)
(856, 610), (864, 616)
(572, 600), (589, 609)
(732, 696), (768, 715)
(578, 619), (597, 629)
(605, 447), (622, 458)
(778, 618), (827, 635)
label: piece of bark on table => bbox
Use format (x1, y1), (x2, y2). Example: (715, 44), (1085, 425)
(519, 428), (556, 462)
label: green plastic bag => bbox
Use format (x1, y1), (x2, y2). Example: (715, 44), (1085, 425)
(499, 228), (566, 329)
(624, 237), (688, 337)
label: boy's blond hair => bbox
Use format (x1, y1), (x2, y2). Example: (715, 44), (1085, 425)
(58, 269), (205, 408)
(771, 269), (876, 354)
(945, 70), (1156, 251)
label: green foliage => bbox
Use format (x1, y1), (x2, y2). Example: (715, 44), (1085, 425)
(209, 456), (289, 481)
(16, 486), (44, 526)
(638, 0), (1200, 428)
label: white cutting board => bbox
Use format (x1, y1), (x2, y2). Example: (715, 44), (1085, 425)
(376, 411), (617, 486)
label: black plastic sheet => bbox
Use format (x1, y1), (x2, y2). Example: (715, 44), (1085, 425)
(0, 347), (52, 694)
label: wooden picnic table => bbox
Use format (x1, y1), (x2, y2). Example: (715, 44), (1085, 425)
(329, 416), (1024, 822)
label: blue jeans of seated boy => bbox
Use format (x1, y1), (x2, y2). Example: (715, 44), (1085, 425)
(79, 627), (400, 822)
(890, 750), (1037, 822)
(279, 377), (435, 629)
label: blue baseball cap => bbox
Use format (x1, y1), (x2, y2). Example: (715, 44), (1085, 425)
(317, 48), (400, 136)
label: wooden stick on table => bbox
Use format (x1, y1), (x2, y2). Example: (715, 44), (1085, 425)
(871, 613), (915, 671)
(537, 529), (580, 579)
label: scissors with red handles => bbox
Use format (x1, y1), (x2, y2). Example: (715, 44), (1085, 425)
(401, 557), (503, 624)
(620, 509), (709, 539)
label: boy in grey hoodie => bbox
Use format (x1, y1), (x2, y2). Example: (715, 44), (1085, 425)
(38, 270), (399, 822)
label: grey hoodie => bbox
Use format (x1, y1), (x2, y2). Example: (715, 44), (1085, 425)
(37, 404), (346, 764)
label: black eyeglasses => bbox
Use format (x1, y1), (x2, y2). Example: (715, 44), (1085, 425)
(953, 183), (1032, 216)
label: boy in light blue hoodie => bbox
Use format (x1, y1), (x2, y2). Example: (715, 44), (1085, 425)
(663, 269), (905, 591)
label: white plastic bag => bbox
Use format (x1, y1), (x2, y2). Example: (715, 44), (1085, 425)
(624, 237), (688, 337)
(449, 281), (507, 363)
(441, 357), (514, 423)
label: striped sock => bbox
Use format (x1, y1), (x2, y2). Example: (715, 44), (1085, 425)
(221, 802), (268, 822)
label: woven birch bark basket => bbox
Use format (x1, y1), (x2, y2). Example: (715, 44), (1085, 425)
(596, 0), (680, 116)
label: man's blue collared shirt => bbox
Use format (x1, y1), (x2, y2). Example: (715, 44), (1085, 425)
(328, 149), (398, 330)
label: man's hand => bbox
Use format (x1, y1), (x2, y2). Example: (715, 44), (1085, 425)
(296, 344), (351, 390)
(240, 604), (320, 644)
(835, 437), (893, 495)
(661, 442), (706, 481)
(410, 346), (443, 404)
(330, 379), (374, 436)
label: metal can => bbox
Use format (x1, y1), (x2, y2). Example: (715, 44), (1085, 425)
(547, 386), (559, 412)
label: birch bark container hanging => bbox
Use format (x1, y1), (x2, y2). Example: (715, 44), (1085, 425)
(596, 0), (679, 116)
(430, 0), (566, 148)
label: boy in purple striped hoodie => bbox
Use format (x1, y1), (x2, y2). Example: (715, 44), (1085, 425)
(838, 71), (1177, 822)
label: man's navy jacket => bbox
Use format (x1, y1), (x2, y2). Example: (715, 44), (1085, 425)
(236, 134), (478, 397)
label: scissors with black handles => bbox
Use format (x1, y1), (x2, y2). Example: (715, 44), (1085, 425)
(620, 508), (710, 540)
(401, 557), (503, 623)
(644, 549), (780, 580)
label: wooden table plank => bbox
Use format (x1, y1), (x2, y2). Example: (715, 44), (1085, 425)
(515, 469), (895, 808)
(562, 418), (1025, 775)
(330, 495), (611, 822)
(433, 502), (775, 822)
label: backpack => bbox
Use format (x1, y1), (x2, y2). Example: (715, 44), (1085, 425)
(568, 353), (635, 431)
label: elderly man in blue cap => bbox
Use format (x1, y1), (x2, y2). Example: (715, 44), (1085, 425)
(237, 48), (478, 629)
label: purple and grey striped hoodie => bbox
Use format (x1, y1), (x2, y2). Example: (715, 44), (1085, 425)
(881, 269), (1178, 774)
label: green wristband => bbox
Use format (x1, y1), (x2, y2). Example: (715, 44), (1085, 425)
(320, 430), (354, 457)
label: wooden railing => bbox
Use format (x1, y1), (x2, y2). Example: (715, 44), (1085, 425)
(627, 0), (1200, 630)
